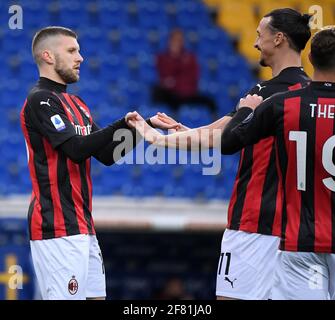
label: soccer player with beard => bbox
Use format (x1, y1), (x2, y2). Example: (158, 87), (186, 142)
(221, 26), (335, 300)
(127, 9), (312, 299)
(20, 26), (176, 300)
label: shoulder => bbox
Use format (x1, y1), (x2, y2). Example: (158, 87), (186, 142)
(263, 86), (307, 105)
(247, 81), (270, 96)
(71, 94), (86, 105)
(26, 88), (63, 112)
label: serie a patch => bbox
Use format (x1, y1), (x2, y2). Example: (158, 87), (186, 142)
(50, 114), (66, 131)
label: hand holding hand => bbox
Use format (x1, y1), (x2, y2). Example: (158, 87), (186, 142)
(156, 112), (189, 132)
(126, 111), (143, 128)
(150, 113), (181, 131)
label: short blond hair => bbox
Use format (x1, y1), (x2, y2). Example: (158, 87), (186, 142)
(32, 26), (77, 65)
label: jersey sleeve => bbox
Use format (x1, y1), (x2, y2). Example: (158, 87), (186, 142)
(221, 97), (276, 154)
(27, 90), (76, 149)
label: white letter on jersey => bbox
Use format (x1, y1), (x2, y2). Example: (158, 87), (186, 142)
(322, 135), (335, 191)
(310, 104), (316, 118)
(289, 131), (307, 191)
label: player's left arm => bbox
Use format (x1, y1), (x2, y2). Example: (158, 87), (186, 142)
(90, 115), (179, 165)
(221, 95), (276, 154)
(90, 120), (140, 166)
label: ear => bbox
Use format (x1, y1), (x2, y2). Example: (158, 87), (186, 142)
(40, 50), (54, 65)
(274, 32), (285, 47)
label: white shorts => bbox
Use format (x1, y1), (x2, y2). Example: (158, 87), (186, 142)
(271, 250), (335, 300)
(30, 234), (106, 300)
(216, 229), (280, 300)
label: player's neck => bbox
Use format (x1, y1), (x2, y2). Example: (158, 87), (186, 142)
(270, 52), (302, 77)
(313, 70), (335, 83)
(39, 69), (66, 85)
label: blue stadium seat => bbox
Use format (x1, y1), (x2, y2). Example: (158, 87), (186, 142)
(100, 1), (128, 29)
(0, 0), (256, 199)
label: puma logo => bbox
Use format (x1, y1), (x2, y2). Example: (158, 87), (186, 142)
(256, 84), (266, 92)
(40, 99), (51, 107)
(224, 276), (237, 288)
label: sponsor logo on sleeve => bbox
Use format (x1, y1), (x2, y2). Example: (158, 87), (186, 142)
(50, 114), (66, 131)
(40, 98), (51, 107)
(256, 84), (266, 92)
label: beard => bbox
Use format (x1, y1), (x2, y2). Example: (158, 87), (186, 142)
(54, 54), (79, 84)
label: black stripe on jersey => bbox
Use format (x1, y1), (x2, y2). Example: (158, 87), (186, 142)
(79, 161), (93, 233)
(229, 146), (253, 228)
(275, 104), (288, 248)
(25, 109), (55, 238)
(27, 196), (36, 239)
(257, 143), (279, 234)
(297, 95), (316, 251)
(57, 151), (80, 236)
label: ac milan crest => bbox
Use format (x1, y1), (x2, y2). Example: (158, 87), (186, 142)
(68, 275), (78, 295)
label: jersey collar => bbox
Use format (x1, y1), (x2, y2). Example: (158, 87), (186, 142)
(38, 77), (67, 93)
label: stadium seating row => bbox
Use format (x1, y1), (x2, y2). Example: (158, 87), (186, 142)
(0, 0), (254, 199)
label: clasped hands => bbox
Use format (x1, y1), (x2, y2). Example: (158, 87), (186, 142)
(125, 111), (187, 143)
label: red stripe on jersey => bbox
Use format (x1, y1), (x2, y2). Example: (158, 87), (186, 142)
(63, 94), (85, 127)
(72, 96), (93, 125)
(269, 83), (301, 236)
(227, 149), (245, 227)
(62, 93), (89, 234)
(56, 93), (75, 122)
(283, 96), (302, 251)
(42, 138), (66, 237)
(288, 83), (303, 91)
(314, 98), (335, 252)
(240, 137), (274, 232)
(20, 100), (43, 240)
(70, 95), (93, 214)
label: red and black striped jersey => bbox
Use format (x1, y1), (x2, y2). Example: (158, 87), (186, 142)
(21, 77), (97, 240)
(222, 81), (335, 253)
(226, 67), (310, 236)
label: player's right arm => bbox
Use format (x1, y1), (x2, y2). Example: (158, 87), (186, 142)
(27, 90), (134, 163)
(221, 95), (276, 154)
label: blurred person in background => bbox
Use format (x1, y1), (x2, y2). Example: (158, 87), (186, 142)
(20, 26), (177, 300)
(152, 28), (218, 117)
